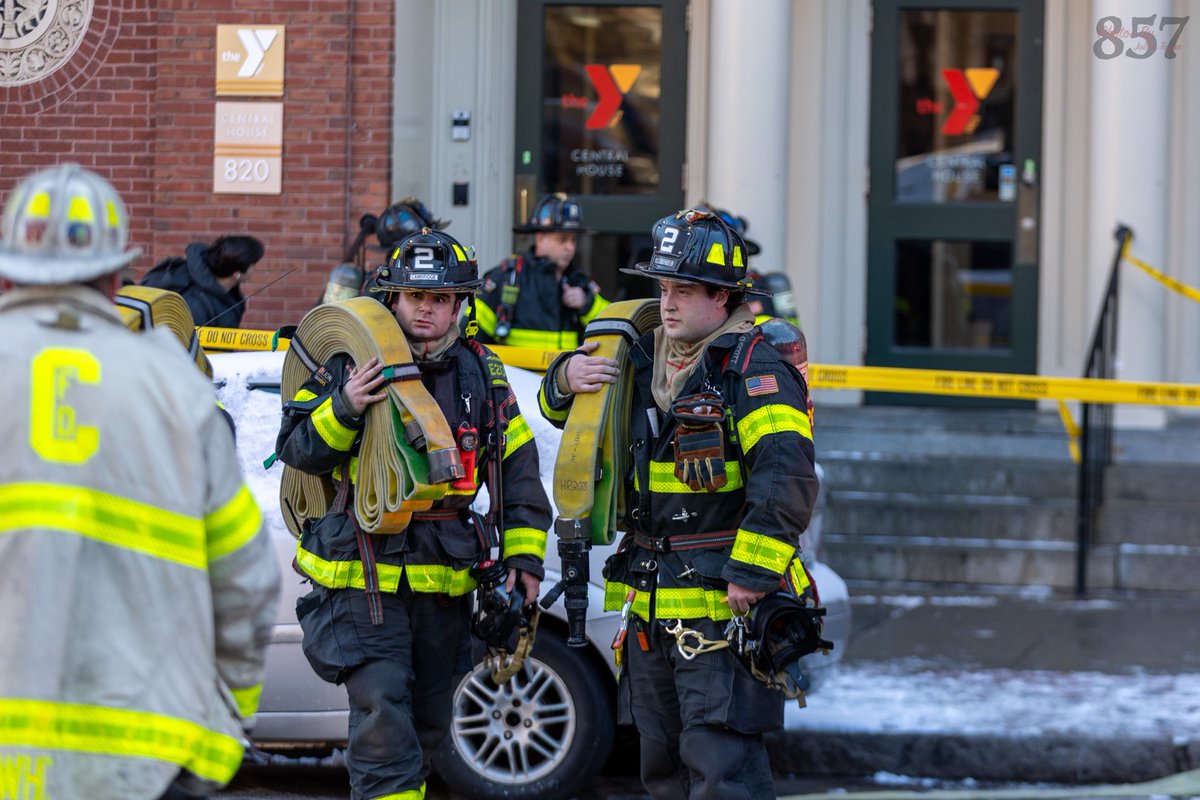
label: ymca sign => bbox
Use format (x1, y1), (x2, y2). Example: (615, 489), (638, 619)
(215, 25), (285, 96)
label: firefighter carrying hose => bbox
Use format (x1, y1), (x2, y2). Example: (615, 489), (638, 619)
(539, 209), (820, 799)
(277, 228), (550, 800)
(0, 164), (280, 800)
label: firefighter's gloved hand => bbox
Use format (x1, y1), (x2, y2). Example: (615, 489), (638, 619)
(507, 568), (541, 608)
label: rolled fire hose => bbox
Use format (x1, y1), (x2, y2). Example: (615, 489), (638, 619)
(553, 299), (661, 546)
(279, 296), (464, 536)
(114, 285), (213, 377)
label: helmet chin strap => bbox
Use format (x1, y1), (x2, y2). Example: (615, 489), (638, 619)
(463, 294), (479, 339)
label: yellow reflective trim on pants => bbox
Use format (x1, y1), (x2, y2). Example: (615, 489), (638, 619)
(0, 483), (205, 570)
(311, 396), (358, 452)
(503, 414), (534, 460)
(502, 527), (548, 560)
(730, 529), (795, 574)
(205, 484), (262, 561)
(371, 785), (425, 800)
(603, 581), (734, 622)
(0, 698), (244, 785)
(644, 460), (744, 493)
(295, 544), (404, 592)
(230, 684), (263, 719)
(497, 328), (579, 349)
(736, 404), (813, 452)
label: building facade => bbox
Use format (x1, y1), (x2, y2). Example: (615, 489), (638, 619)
(2, 0), (1196, 421)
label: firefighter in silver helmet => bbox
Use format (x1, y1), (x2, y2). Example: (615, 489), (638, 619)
(0, 163), (280, 800)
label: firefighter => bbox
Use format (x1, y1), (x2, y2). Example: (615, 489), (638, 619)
(474, 192), (609, 348)
(276, 228), (551, 800)
(539, 210), (820, 799)
(0, 163), (280, 800)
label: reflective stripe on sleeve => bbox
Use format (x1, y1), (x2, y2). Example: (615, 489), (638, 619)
(736, 403), (813, 452)
(205, 485), (262, 561)
(502, 527), (548, 560)
(0, 483), (205, 569)
(311, 396), (357, 452)
(503, 414), (534, 460)
(729, 529), (795, 574)
(230, 684), (263, 719)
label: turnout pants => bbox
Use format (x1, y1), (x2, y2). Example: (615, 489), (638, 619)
(621, 617), (783, 800)
(300, 586), (473, 800)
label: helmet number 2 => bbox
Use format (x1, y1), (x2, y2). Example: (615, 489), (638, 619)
(30, 348), (101, 465)
(659, 226), (680, 254)
(413, 246), (435, 271)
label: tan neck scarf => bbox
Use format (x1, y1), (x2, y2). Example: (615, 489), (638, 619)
(408, 326), (460, 362)
(651, 303), (755, 411)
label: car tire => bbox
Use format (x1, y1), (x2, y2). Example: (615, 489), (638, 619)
(433, 630), (616, 800)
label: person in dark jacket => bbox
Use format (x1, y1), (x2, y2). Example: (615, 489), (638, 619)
(539, 209), (819, 800)
(277, 227), (550, 800)
(474, 193), (608, 349)
(141, 235), (263, 328)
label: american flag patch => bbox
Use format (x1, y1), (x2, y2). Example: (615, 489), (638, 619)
(745, 374), (778, 397)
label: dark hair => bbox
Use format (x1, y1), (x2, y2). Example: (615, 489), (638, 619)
(703, 284), (744, 313)
(205, 235), (264, 278)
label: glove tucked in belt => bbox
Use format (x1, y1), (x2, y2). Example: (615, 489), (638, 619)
(671, 392), (727, 492)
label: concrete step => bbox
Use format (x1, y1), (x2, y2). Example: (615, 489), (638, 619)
(818, 456), (1077, 499)
(823, 495), (1077, 541)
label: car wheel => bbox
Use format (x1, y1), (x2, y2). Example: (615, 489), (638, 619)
(433, 631), (616, 800)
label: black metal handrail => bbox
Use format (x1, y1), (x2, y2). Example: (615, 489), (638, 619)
(1074, 224), (1132, 596)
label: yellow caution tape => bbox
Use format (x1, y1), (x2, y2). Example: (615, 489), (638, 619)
(1125, 252), (1200, 305)
(211, 328), (1200, 408)
(808, 364), (1200, 407)
(198, 326), (290, 352)
(1056, 400), (1082, 464)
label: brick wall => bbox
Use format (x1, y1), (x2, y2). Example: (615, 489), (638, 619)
(1, 0), (394, 330)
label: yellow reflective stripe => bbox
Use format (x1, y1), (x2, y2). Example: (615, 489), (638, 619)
(295, 545), (403, 592)
(311, 396), (357, 451)
(330, 456), (360, 485)
(736, 403), (813, 452)
(646, 460), (743, 493)
(0, 483), (205, 569)
(205, 484), (262, 561)
(539, 386), (569, 423)
(503, 526), (547, 559)
(503, 414), (534, 460)
(404, 564), (476, 596)
(373, 786), (426, 800)
(0, 698), (244, 785)
(231, 684), (263, 719)
(730, 529), (795, 574)
(67, 195), (95, 223)
(787, 556), (812, 593)
(603, 581), (734, 622)
(474, 299), (498, 336)
(295, 388), (318, 402)
(498, 328), (577, 349)
(579, 293), (610, 325)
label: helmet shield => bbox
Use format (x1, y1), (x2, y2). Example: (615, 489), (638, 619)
(621, 209), (769, 295)
(372, 228), (482, 294)
(0, 164), (141, 284)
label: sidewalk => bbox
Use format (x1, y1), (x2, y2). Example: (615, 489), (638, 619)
(769, 588), (1200, 786)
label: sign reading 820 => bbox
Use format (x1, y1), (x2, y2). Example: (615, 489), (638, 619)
(30, 348), (101, 465)
(223, 158), (272, 183)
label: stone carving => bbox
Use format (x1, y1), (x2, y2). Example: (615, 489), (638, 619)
(0, 0), (94, 86)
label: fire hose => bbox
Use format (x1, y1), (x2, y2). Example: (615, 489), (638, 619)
(115, 285), (213, 378)
(541, 299), (661, 646)
(278, 296), (464, 536)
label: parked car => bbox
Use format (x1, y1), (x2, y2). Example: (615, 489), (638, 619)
(211, 349), (849, 800)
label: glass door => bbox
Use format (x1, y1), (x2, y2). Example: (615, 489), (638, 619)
(867, 0), (1044, 404)
(514, 0), (688, 299)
